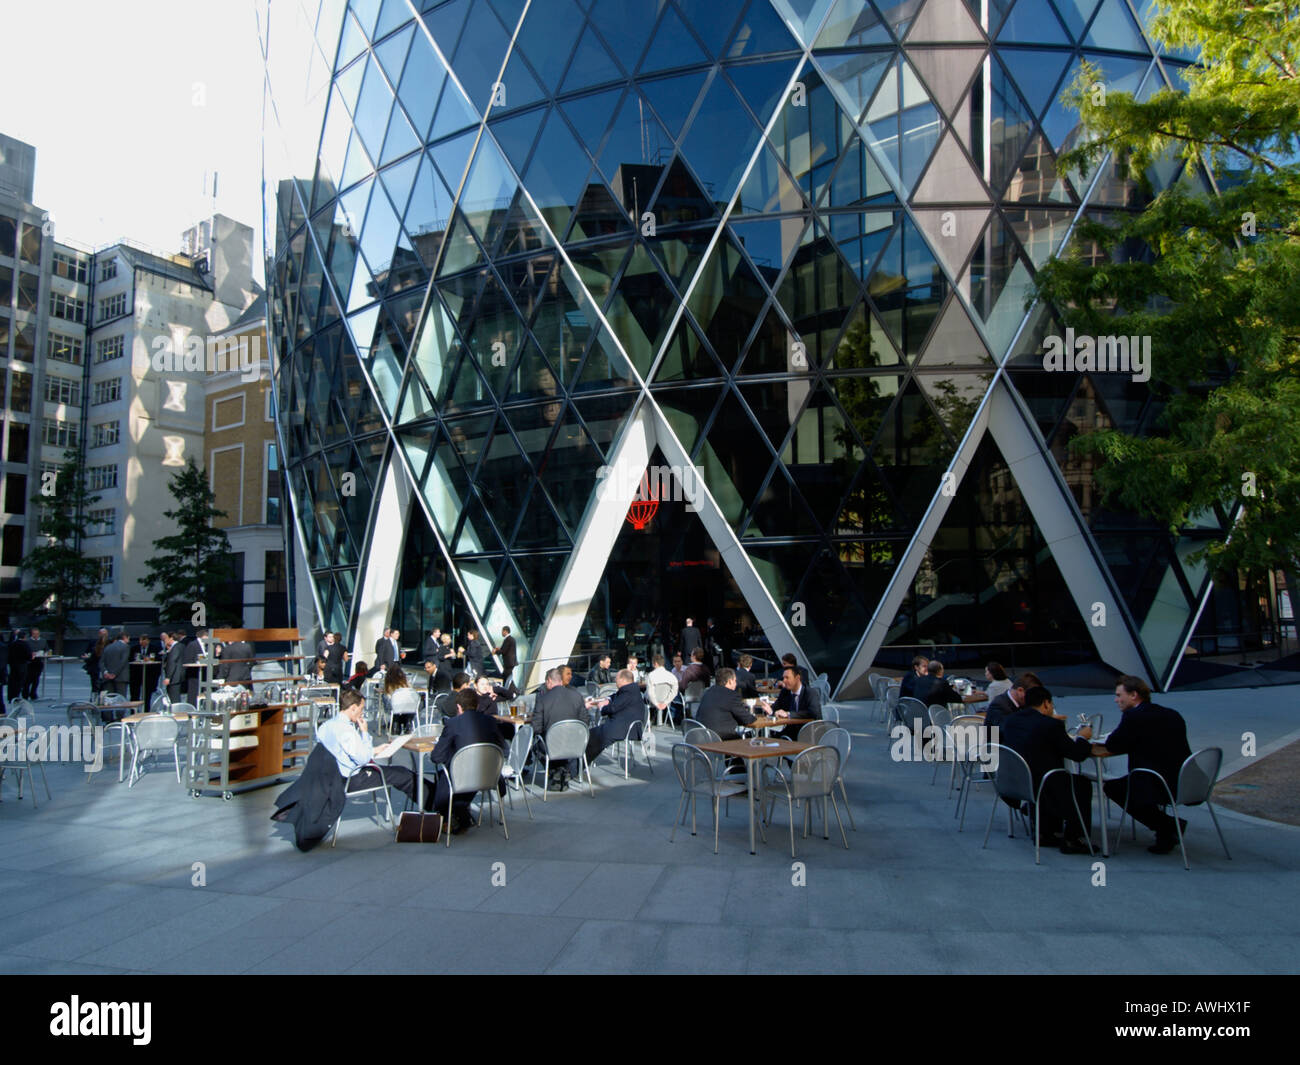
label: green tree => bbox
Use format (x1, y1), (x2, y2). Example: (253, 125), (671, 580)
(16, 452), (103, 652)
(141, 458), (238, 624)
(1031, 0), (1300, 583)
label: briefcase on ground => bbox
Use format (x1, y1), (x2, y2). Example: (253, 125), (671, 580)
(395, 811), (442, 843)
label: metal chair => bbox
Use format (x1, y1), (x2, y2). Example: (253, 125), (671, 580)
(796, 720), (834, 745)
(682, 680), (705, 719)
(387, 687), (421, 734)
(928, 705), (953, 785)
(950, 715), (991, 826)
(669, 743), (746, 853)
(149, 689), (172, 714)
(536, 718), (593, 800)
(127, 713), (182, 786)
(502, 723), (534, 820)
(760, 746), (848, 858)
(331, 763), (395, 845)
(438, 742), (508, 847)
(608, 712), (654, 779)
(680, 716), (707, 736)
(895, 696), (928, 734)
(882, 683), (901, 727)
(583, 682), (600, 699)
(0, 716), (50, 807)
(821, 726), (855, 830)
(821, 705), (840, 723)
(867, 673), (882, 718)
(980, 744), (1094, 864)
(1114, 748), (1231, 870)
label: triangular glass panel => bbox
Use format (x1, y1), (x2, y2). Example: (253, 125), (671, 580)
(728, 0), (801, 57)
(644, 154), (718, 227)
(767, 0), (837, 49)
(1004, 133), (1076, 204)
(824, 370), (904, 455)
(521, 107), (593, 236)
(723, 57), (803, 130)
(1053, 0), (1099, 42)
(403, 152), (454, 269)
(675, 0), (740, 58)
(458, 135), (518, 251)
(679, 73), (765, 208)
(502, 252), (557, 325)
(870, 378), (955, 517)
(734, 299), (799, 375)
(698, 388), (779, 528)
(1084, 0), (1148, 52)
(911, 207), (990, 282)
(435, 208), (488, 278)
(559, 87), (623, 161)
(430, 126), (479, 200)
(689, 236), (772, 373)
(575, 325), (637, 392)
(567, 178), (635, 242)
(640, 71), (709, 143)
(487, 105), (546, 176)
(561, 22), (625, 93)
(730, 214), (811, 288)
(384, 288), (424, 351)
(1007, 364), (1078, 441)
(474, 422), (539, 540)
(397, 368), (436, 426)
(737, 141), (810, 215)
(597, 90), (673, 188)
(340, 127), (377, 190)
(1004, 206), (1075, 268)
(640, 3), (711, 75)
(996, 0), (1070, 44)
(568, 242), (633, 311)
(906, 0), (984, 43)
(379, 152), (421, 222)
(830, 209), (898, 284)
(504, 335), (563, 401)
(373, 23), (414, 88)
(496, 193), (550, 258)
(815, 0), (894, 48)
(740, 379), (810, 453)
(745, 461), (825, 538)
(916, 292), (994, 368)
(353, 56), (398, 165)
(449, 0), (513, 115)
(515, 0), (585, 96)
(570, 393), (639, 464)
(815, 48), (894, 126)
(825, 301), (903, 369)
(510, 481), (573, 550)
(429, 78), (480, 144)
(604, 244), (678, 377)
(998, 46), (1072, 121)
(587, 0), (660, 77)
(984, 53), (1037, 196)
(646, 229), (714, 294)
(903, 46), (985, 119)
(917, 369), (991, 443)
(653, 316), (725, 382)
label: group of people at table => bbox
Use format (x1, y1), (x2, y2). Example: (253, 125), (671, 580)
(898, 655), (1194, 856)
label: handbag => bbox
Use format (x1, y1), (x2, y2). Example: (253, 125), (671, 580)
(395, 810), (443, 843)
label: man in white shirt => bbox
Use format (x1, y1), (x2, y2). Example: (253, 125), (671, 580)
(316, 689), (430, 808)
(645, 654), (679, 726)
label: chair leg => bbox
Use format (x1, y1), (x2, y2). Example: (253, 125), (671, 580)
(518, 774), (533, 821)
(982, 795), (998, 848)
(1173, 804), (1189, 871)
(542, 754), (550, 802)
(691, 794), (698, 836)
(822, 796), (830, 840)
(35, 762), (51, 802)
(1206, 801), (1231, 860)
(787, 798), (796, 859)
(712, 795), (720, 854)
(583, 755), (594, 797)
(830, 792), (848, 849)
(670, 791), (685, 842)
(498, 788), (509, 841)
(838, 779), (856, 830)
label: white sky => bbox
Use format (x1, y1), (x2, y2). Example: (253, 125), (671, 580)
(0, 0), (267, 281)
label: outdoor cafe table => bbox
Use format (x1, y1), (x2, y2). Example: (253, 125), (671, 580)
(495, 714), (530, 727)
(1069, 731), (1128, 858)
(745, 715), (812, 735)
(397, 735), (439, 809)
(694, 737), (810, 855)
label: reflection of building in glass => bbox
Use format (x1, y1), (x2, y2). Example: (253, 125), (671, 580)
(261, 0), (1239, 693)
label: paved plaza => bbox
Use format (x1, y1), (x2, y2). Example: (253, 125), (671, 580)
(1, 676), (1297, 975)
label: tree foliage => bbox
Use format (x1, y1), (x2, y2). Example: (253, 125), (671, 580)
(1031, 0), (1300, 578)
(140, 458), (238, 623)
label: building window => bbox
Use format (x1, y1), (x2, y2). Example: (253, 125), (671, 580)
(12, 322), (34, 361)
(92, 556), (114, 584)
(99, 259), (118, 282)
(53, 252), (89, 284)
(19, 224), (41, 265)
(47, 331), (83, 364)
(9, 371), (32, 413)
(1, 525), (23, 566)
(44, 375), (81, 406)
(0, 215), (15, 258)
(92, 378), (122, 405)
(17, 272), (39, 312)
(0, 266), (10, 306)
(7, 423), (28, 464)
(42, 419), (79, 448)
(265, 441), (281, 524)
(90, 421), (120, 448)
(88, 464), (117, 490)
(4, 474), (27, 515)
(49, 291), (85, 323)
(95, 334), (124, 362)
(87, 507), (116, 536)
(98, 293), (128, 322)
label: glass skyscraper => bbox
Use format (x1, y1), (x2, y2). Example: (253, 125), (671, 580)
(261, 0), (1219, 694)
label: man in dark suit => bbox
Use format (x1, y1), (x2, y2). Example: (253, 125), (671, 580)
(431, 689), (509, 834)
(23, 628), (49, 699)
(421, 627), (442, 692)
(99, 631), (132, 699)
(589, 654), (616, 685)
(463, 630), (483, 676)
(771, 665), (821, 739)
(999, 686), (1094, 852)
(586, 670), (644, 764)
(780, 653), (811, 689)
(983, 672), (1041, 732)
(696, 668), (761, 740)
(321, 631), (348, 685)
(733, 654), (759, 698)
(161, 631), (186, 702)
(914, 661), (989, 714)
(182, 629), (210, 705)
(532, 667), (588, 787)
(218, 639), (255, 689)
(492, 626), (518, 690)
(679, 618), (702, 661)
(899, 654), (929, 701)
(374, 628), (396, 671)
(6, 630), (32, 701)
(1094, 675), (1193, 854)
(678, 648), (711, 690)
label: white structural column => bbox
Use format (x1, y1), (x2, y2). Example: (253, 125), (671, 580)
(523, 404), (656, 691)
(350, 448), (415, 664)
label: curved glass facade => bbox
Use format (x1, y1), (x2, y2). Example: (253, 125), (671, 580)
(262, 0), (1216, 692)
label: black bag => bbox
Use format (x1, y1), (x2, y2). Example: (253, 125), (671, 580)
(395, 811), (443, 843)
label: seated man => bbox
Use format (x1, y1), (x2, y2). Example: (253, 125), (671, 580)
(431, 689), (509, 834)
(733, 654), (759, 699)
(998, 685), (1094, 853)
(983, 672), (1041, 732)
(586, 669), (645, 765)
(780, 653), (810, 689)
(316, 689), (430, 812)
(899, 654), (929, 701)
(1093, 675), (1193, 855)
(532, 667), (588, 788)
(645, 654), (680, 725)
(696, 667), (764, 739)
(678, 648), (711, 691)
(589, 654), (616, 686)
(770, 665), (820, 739)
(914, 660), (988, 712)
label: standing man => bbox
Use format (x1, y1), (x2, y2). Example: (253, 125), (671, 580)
(161, 631), (186, 703)
(679, 617), (702, 662)
(1093, 675), (1193, 855)
(182, 628), (210, 705)
(99, 631), (131, 698)
(422, 626), (442, 693)
(83, 628), (108, 698)
(23, 628), (49, 700)
(218, 637), (256, 690)
(492, 626), (517, 692)
(374, 627), (396, 671)
(321, 631), (348, 685)
(7, 630), (32, 701)
(463, 629), (483, 677)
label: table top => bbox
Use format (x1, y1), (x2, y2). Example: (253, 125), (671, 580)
(747, 716), (813, 729)
(496, 714), (531, 725)
(403, 736), (439, 753)
(98, 701), (144, 710)
(695, 738), (809, 760)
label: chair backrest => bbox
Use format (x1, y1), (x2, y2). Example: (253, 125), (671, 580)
(134, 714), (180, 751)
(867, 673), (881, 696)
(447, 742), (505, 794)
(671, 743), (717, 796)
(896, 696), (927, 727)
(168, 702), (198, 717)
(871, 675), (890, 703)
(812, 673), (831, 700)
(681, 716), (706, 735)
(684, 726), (720, 747)
(1176, 747), (1223, 805)
(149, 690), (172, 714)
(584, 682), (600, 698)
(390, 688), (421, 715)
(544, 718), (590, 759)
(101, 692), (126, 705)
(822, 727), (851, 778)
(983, 743), (1033, 805)
(432, 691), (455, 717)
(821, 705), (840, 723)
(508, 724), (533, 776)
(929, 704), (952, 729)
(797, 720), (833, 745)
(597, 683), (618, 698)
(884, 685), (901, 713)
(411, 722), (443, 739)
(787, 745), (840, 798)
(684, 681), (705, 702)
